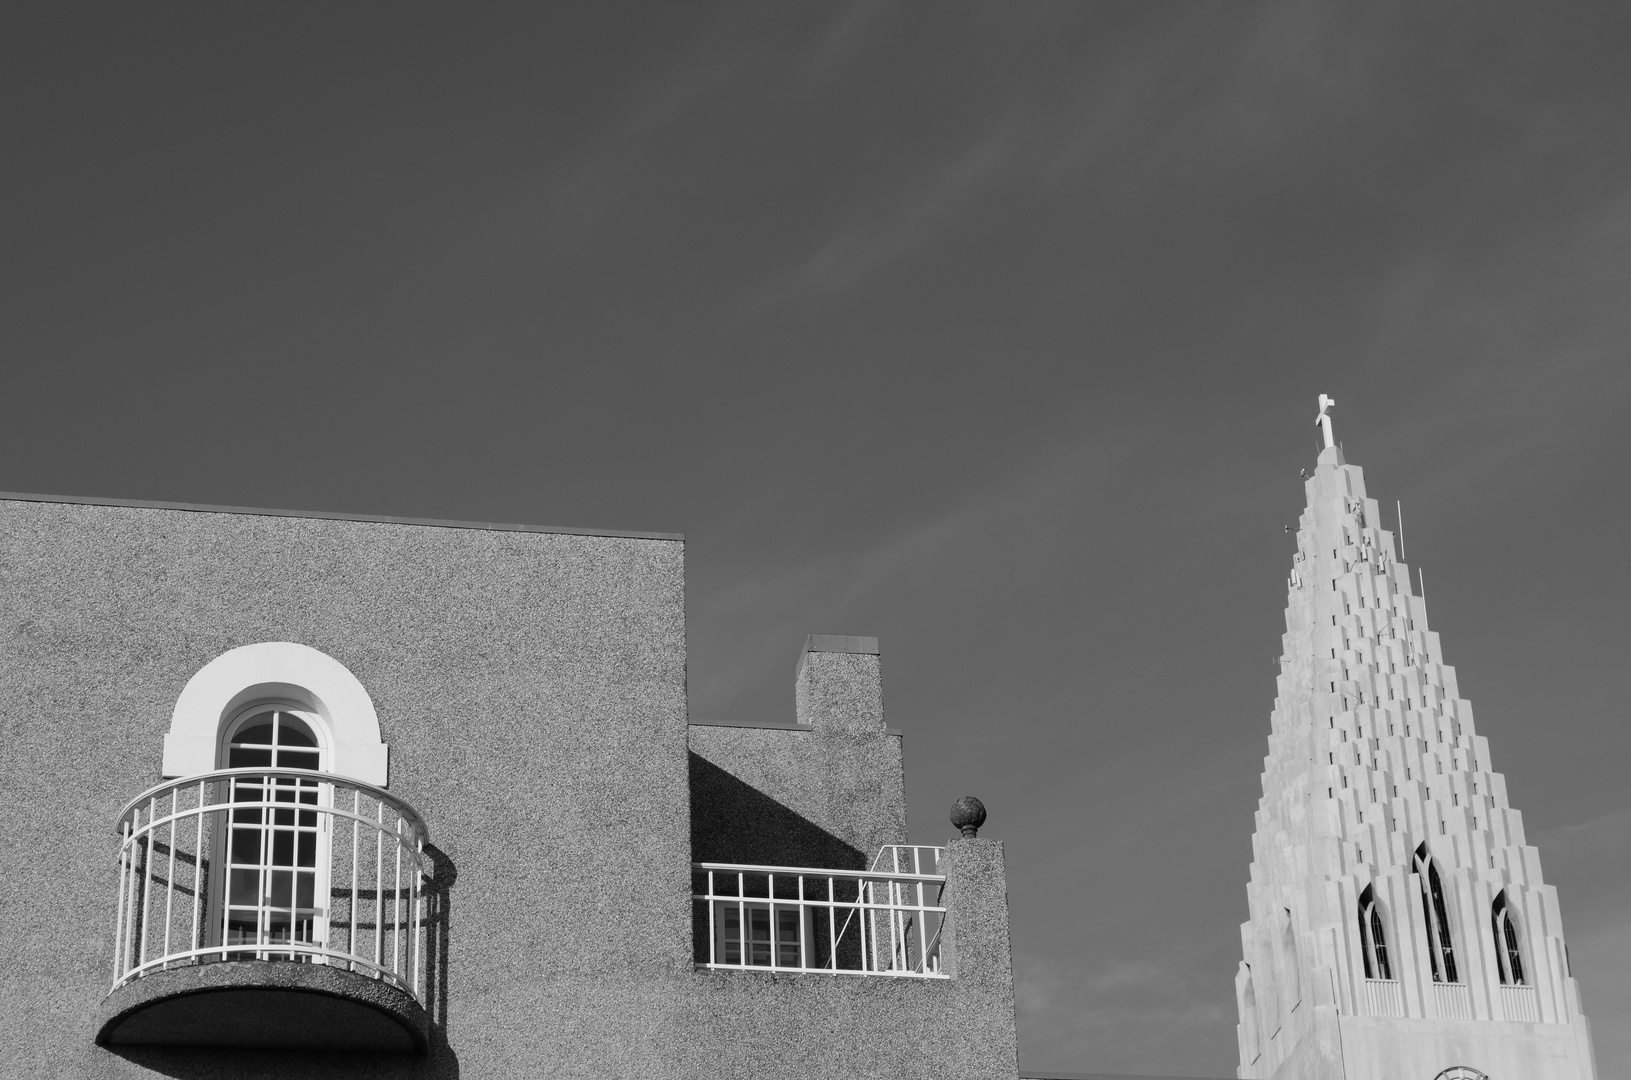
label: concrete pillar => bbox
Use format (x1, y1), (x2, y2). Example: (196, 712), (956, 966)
(940, 835), (1019, 1079)
(942, 837), (1014, 989)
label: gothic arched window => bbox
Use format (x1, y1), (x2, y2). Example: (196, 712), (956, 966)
(1282, 908), (1300, 1006)
(1492, 891), (1526, 986)
(1358, 885), (1392, 980)
(1239, 964), (1261, 1064)
(1414, 843), (1459, 983)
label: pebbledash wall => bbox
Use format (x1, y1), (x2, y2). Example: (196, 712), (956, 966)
(0, 494), (1019, 1079)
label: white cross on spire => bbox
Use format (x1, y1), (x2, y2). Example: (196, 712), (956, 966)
(1315, 393), (1336, 449)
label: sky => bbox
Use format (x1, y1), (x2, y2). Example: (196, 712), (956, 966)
(4, 3), (1630, 1075)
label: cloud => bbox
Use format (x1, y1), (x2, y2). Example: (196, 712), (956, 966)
(779, 126), (1015, 297)
(795, 0), (891, 92)
(437, 18), (747, 279)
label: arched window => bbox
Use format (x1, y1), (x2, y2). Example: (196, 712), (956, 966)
(214, 705), (331, 959)
(1282, 908), (1300, 1006)
(1414, 843), (1459, 983)
(1491, 891), (1526, 986)
(163, 641), (387, 784)
(1358, 885), (1392, 980)
(1239, 964), (1261, 1065)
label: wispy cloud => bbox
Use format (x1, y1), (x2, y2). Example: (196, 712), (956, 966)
(795, 1), (891, 93)
(780, 127), (1015, 297)
(438, 21), (747, 279)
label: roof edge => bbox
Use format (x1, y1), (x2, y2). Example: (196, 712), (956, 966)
(0, 491), (683, 541)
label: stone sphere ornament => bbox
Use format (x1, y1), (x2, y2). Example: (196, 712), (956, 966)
(950, 796), (987, 838)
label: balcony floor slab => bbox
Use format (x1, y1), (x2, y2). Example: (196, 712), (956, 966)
(96, 959), (429, 1053)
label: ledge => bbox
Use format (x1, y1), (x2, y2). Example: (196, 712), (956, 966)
(0, 490), (681, 541)
(690, 718), (902, 736)
(803, 634), (879, 655)
(96, 960), (429, 1053)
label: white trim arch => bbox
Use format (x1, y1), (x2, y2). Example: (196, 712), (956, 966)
(162, 642), (388, 784)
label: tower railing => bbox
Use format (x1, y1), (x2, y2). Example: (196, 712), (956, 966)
(110, 768), (432, 1007)
(1432, 981), (1473, 1020)
(692, 849), (947, 978)
(1500, 983), (1540, 1023)
(1362, 978), (1404, 1017)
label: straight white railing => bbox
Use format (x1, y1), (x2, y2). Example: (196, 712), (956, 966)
(870, 845), (943, 877)
(1500, 983), (1540, 1022)
(692, 857), (947, 978)
(1362, 978), (1403, 1017)
(111, 768), (432, 1008)
(1433, 981), (1473, 1020)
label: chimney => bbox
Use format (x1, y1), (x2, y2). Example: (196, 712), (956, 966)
(794, 634), (883, 732)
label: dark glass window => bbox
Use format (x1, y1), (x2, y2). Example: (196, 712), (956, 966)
(220, 709), (324, 960)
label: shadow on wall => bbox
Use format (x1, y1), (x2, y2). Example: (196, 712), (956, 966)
(689, 752), (864, 870)
(102, 845), (461, 1079)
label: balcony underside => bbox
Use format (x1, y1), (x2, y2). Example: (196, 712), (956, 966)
(96, 960), (429, 1053)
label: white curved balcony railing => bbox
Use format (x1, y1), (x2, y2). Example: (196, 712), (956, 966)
(692, 852), (947, 978)
(112, 768), (432, 1007)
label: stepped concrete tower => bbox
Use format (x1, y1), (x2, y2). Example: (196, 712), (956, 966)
(1234, 399), (1598, 1080)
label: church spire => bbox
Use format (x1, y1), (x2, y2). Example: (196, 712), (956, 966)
(1233, 407), (1598, 1079)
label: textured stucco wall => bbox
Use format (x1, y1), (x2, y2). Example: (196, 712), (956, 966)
(0, 497), (689, 1079)
(0, 498), (1018, 1079)
(690, 635), (907, 870)
(688, 726), (906, 869)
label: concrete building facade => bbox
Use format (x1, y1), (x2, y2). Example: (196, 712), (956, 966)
(1235, 435), (1599, 1080)
(0, 493), (1019, 1079)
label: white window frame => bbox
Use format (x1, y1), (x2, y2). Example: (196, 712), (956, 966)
(162, 642), (388, 785)
(205, 703), (336, 959)
(1491, 891), (1527, 986)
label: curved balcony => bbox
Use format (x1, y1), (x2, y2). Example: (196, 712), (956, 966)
(96, 768), (433, 1053)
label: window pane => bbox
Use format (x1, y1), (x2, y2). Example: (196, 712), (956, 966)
(280, 750), (319, 770)
(227, 915), (258, 945)
(230, 869), (260, 906)
(297, 832), (316, 868)
(236, 721), (275, 745)
(296, 872), (315, 909)
(231, 828), (262, 864)
(749, 906), (771, 966)
(271, 830), (295, 866)
(277, 717), (318, 747)
(268, 870), (292, 908)
(229, 747), (273, 768)
(777, 908), (801, 967)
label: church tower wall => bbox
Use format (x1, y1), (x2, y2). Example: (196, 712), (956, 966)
(1236, 412), (1598, 1080)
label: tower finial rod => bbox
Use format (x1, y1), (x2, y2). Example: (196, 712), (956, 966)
(1315, 393), (1336, 449)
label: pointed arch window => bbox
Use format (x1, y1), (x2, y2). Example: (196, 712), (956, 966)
(1358, 885), (1392, 980)
(1492, 891), (1526, 986)
(1282, 908), (1301, 1006)
(1414, 843), (1459, 983)
(1239, 965), (1261, 1065)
